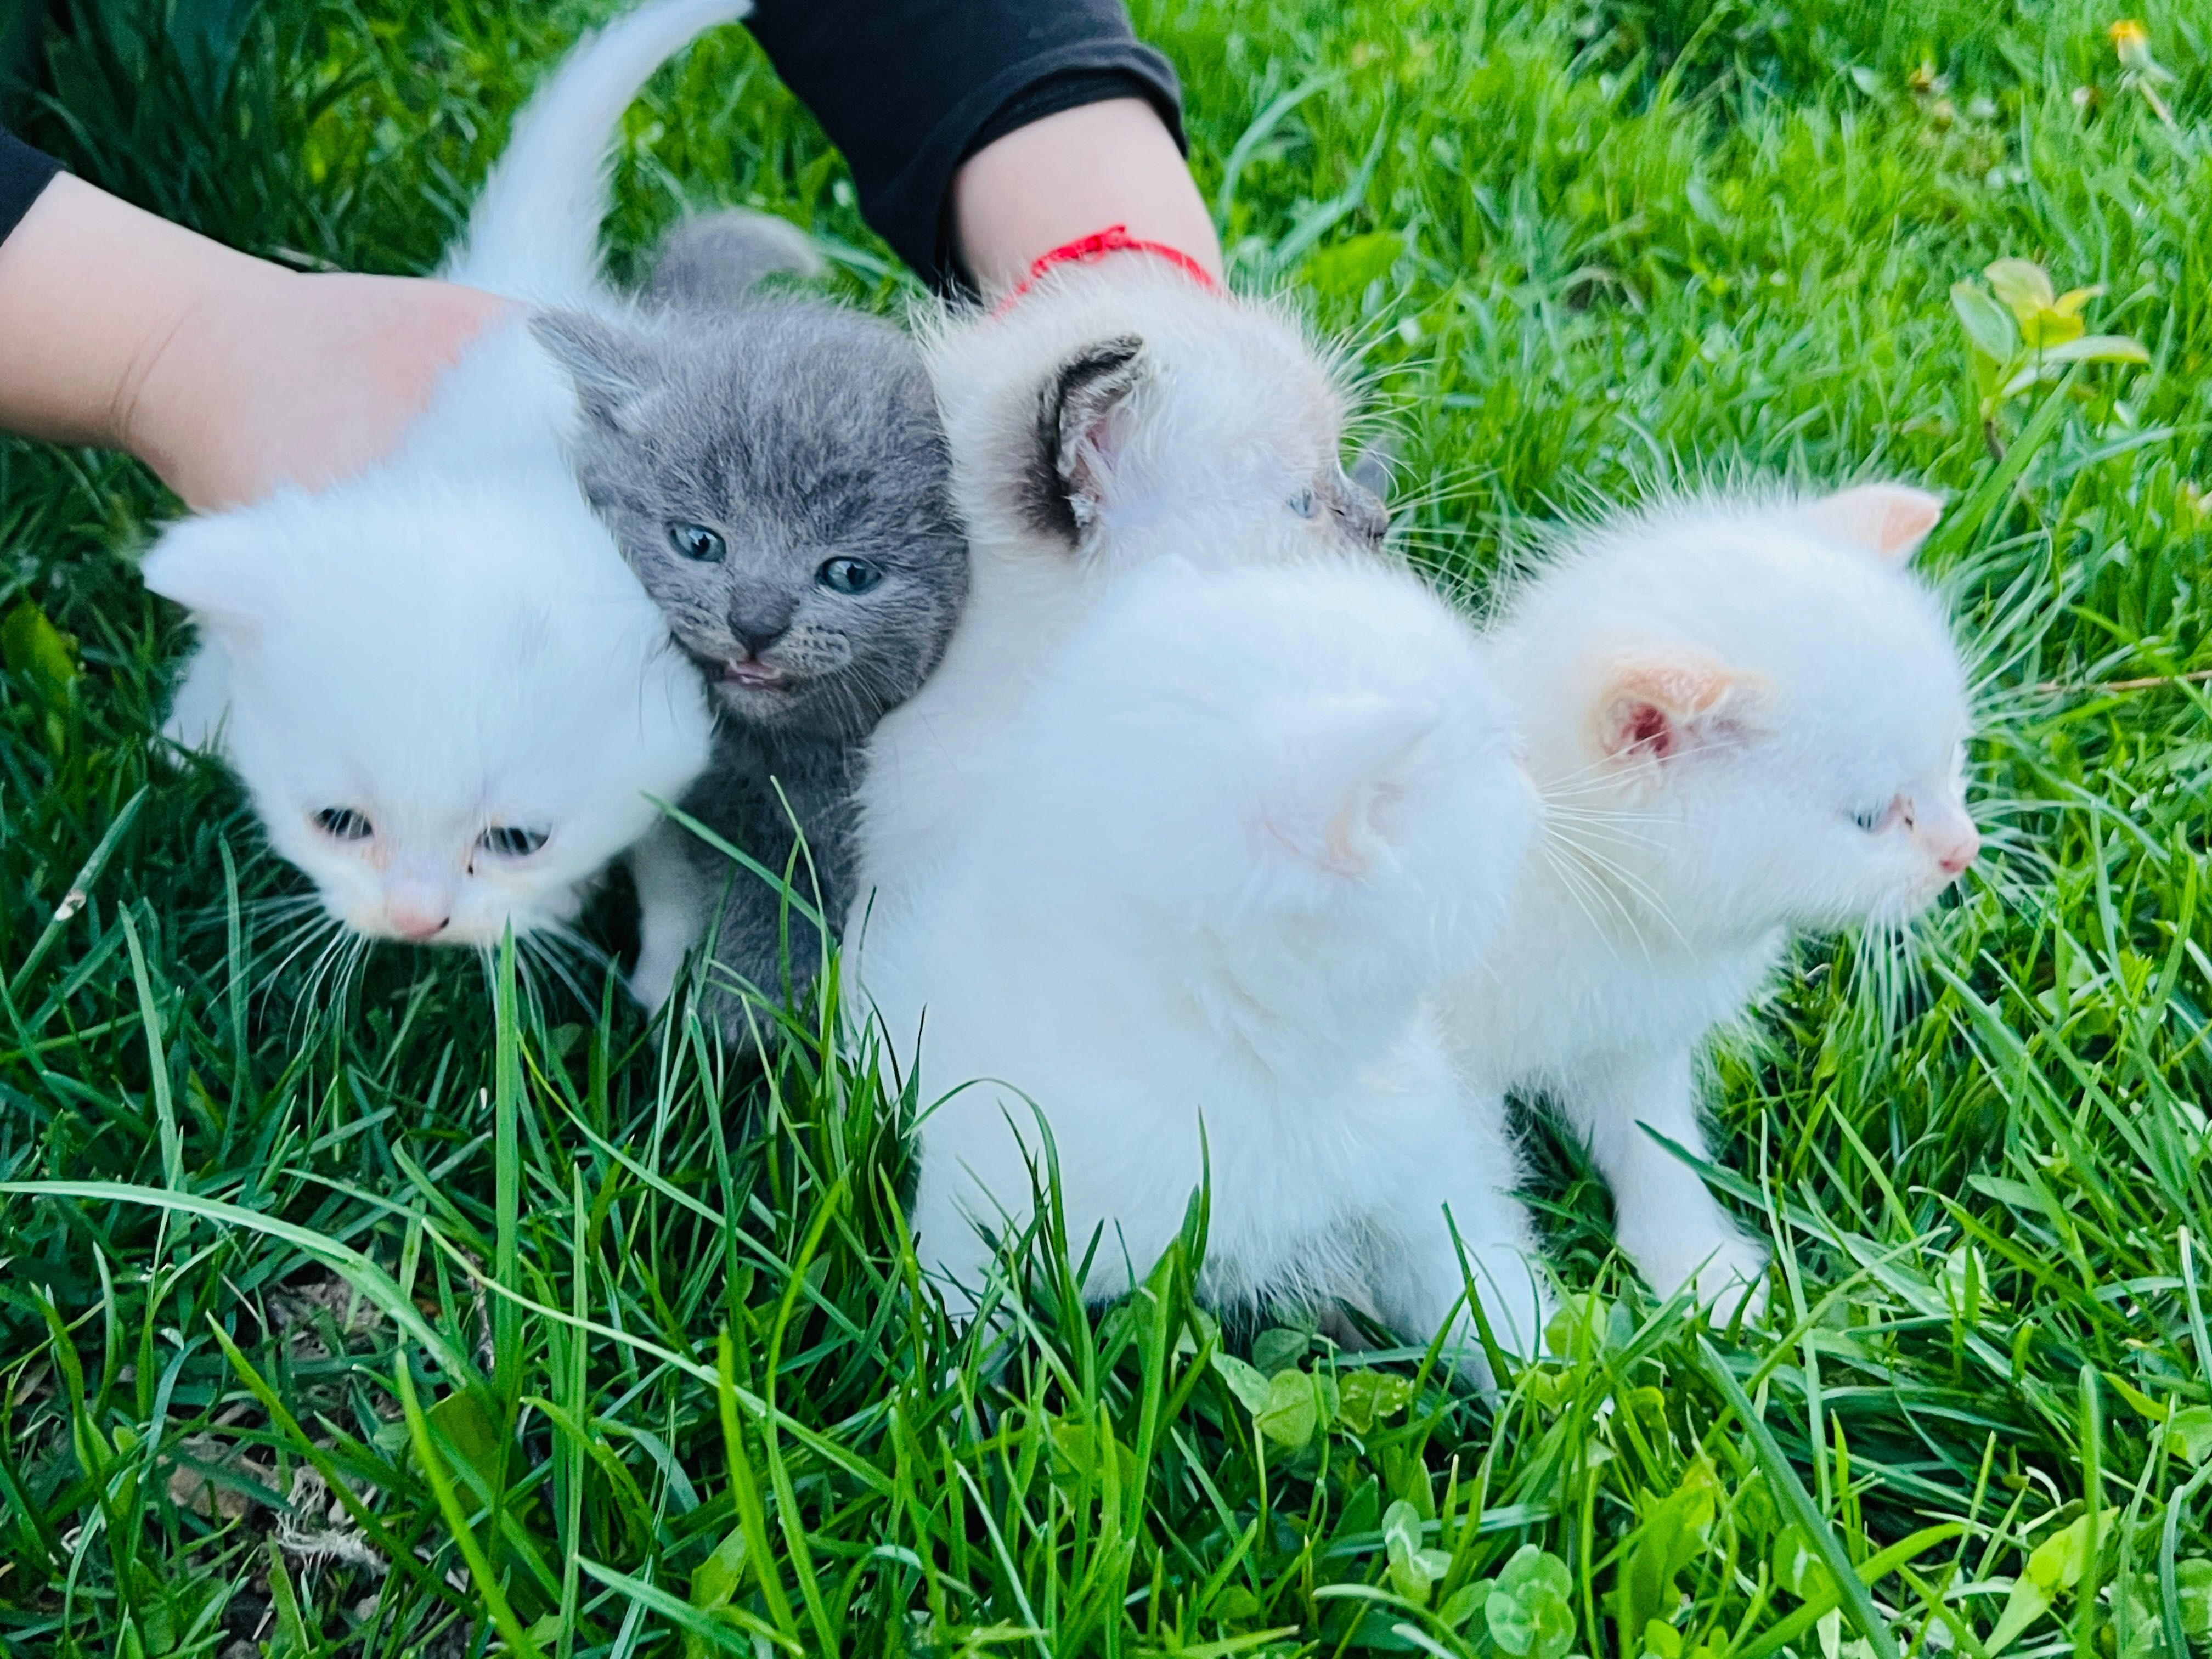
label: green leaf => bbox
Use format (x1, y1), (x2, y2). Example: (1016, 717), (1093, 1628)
(168, 0), (261, 112)
(690, 1521), (749, 1610)
(2165, 1406), (2212, 1466)
(1545, 1293), (1616, 1362)
(1616, 1463), (1720, 1647)
(1209, 1585), (1263, 1623)
(1774, 1525), (1838, 1602)
(1255, 1370), (1318, 1449)
(1985, 1510), (2115, 1659)
(1049, 1414), (1139, 1493)
(1643, 1620), (1684, 1659)
(1951, 280), (2019, 362)
(2028, 1508), (2118, 1593)
(2019, 308), (2086, 349)
(1301, 230), (1402, 298)
(1984, 1576), (2052, 1656)
(1383, 1499), (1423, 1559)
(1214, 1352), (1272, 1415)
(1252, 1327), (1308, 1375)
(1440, 1583), (1486, 1630)
(2176, 1559), (2212, 1638)
(1489, 1545), (1577, 1659)
(1383, 1500), (1438, 1604)
(2030, 332), (2149, 367)
(1985, 258), (2057, 321)
(1338, 1371), (1414, 1435)
(1497, 1542), (1572, 1604)
(1, 601), (79, 709)
(1388, 1548), (1438, 1605)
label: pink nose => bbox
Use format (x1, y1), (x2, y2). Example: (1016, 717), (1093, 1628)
(384, 879), (454, 941)
(1937, 826), (1980, 876)
(387, 903), (451, 941)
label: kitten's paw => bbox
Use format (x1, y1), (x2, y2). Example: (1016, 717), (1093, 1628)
(1664, 1234), (1771, 1329)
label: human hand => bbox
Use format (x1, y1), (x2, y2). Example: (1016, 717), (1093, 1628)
(0, 176), (507, 510)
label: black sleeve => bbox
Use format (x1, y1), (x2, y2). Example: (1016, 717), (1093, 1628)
(745, 0), (1185, 292)
(0, 128), (61, 248)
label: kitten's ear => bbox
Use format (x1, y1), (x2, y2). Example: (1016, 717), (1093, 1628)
(139, 517), (269, 645)
(1593, 652), (1768, 769)
(1029, 335), (1148, 544)
(1798, 483), (1943, 562)
(531, 310), (659, 432)
(1266, 693), (1441, 877)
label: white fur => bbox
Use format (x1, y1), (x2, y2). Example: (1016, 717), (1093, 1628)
(142, 0), (741, 946)
(859, 556), (1552, 1380)
(446, 0), (751, 301)
(855, 261), (1373, 905)
(1441, 484), (1978, 1314)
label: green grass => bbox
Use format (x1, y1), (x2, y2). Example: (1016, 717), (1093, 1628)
(3, 0), (2211, 1652)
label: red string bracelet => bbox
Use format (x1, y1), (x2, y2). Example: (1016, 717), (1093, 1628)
(994, 224), (1222, 314)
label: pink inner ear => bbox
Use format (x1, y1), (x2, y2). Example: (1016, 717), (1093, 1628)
(1803, 483), (1944, 561)
(1593, 652), (1766, 765)
(1623, 703), (1672, 759)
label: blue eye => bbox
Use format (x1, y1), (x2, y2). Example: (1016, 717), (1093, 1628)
(1288, 489), (1318, 518)
(1852, 799), (1902, 833)
(818, 556), (883, 594)
(670, 523), (726, 562)
(478, 826), (548, 858)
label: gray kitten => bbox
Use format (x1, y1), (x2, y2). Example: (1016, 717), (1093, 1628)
(532, 210), (968, 1039)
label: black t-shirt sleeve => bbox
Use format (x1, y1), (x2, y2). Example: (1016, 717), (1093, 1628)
(746, 0), (1184, 292)
(0, 128), (61, 249)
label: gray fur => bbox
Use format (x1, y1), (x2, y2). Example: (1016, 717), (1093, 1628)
(642, 207), (826, 310)
(534, 222), (966, 1037)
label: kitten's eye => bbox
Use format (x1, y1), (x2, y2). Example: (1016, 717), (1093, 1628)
(1851, 799), (1903, 833)
(1287, 489), (1318, 519)
(478, 826), (548, 859)
(669, 523), (726, 562)
(817, 556), (883, 595)
(314, 807), (373, 842)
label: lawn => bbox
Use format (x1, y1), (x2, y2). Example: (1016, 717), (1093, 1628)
(2, 0), (2210, 1653)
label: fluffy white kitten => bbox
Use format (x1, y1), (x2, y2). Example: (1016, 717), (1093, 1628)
(853, 258), (1389, 906)
(860, 555), (1551, 1378)
(142, 0), (741, 945)
(1441, 483), (1979, 1313)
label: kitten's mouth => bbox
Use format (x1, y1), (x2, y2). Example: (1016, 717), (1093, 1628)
(696, 652), (794, 691)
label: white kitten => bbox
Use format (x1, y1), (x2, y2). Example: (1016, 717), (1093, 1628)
(1440, 483), (1978, 1314)
(853, 259), (1389, 905)
(857, 555), (1551, 1380)
(139, 0), (743, 946)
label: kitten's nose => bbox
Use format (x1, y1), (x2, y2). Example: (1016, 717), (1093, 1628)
(385, 878), (453, 941)
(1936, 825), (1980, 877)
(730, 596), (794, 657)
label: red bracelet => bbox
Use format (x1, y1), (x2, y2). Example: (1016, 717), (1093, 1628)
(994, 224), (1222, 313)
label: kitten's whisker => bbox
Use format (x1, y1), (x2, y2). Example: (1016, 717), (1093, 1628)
(1537, 830), (1662, 959)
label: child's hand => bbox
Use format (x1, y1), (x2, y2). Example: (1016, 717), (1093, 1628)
(0, 175), (508, 510)
(122, 267), (510, 510)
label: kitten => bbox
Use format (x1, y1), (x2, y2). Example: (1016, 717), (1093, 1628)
(142, 0), (746, 949)
(1440, 483), (1978, 1316)
(858, 554), (1551, 1380)
(528, 215), (967, 1034)
(851, 258), (1391, 911)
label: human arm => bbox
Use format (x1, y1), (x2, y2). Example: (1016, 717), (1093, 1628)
(744, 0), (1221, 295)
(0, 148), (506, 510)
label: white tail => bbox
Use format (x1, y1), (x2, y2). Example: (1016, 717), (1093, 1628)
(442, 0), (750, 300)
